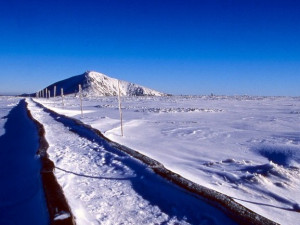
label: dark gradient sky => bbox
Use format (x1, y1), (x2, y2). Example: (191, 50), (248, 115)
(0, 0), (300, 95)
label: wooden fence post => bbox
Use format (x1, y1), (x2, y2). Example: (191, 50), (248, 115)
(61, 88), (64, 107)
(79, 84), (83, 117)
(117, 80), (124, 136)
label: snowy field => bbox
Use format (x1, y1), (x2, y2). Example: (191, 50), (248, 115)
(27, 97), (237, 225)
(33, 95), (300, 225)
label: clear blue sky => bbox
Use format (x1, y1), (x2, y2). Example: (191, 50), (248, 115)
(0, 0), (299, 96)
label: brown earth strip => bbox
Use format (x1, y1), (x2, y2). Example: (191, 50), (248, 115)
(32, 98), (279, 225)
(25, 100), (75, 225)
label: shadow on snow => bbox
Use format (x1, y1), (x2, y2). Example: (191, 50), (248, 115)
(0, 99), (49, 225)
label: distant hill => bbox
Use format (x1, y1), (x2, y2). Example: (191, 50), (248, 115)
(36, 71), (166, 97)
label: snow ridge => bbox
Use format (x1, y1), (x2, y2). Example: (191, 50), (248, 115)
(84, 71), (165, 96)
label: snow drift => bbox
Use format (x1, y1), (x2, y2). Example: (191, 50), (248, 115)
(39, 71), (166, 97)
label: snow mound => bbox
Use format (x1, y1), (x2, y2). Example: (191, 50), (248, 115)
(39, 71), (166, 97)
(201, 158), (299, 188)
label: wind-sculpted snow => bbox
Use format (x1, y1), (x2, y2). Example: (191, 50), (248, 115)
(202, 159), (299, 195)
(34, 95), (300, 224)
(256, 144), (300, 166)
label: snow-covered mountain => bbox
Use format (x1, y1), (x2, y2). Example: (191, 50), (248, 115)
(39, 71), (166, 97)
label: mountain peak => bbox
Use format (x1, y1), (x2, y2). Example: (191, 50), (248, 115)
(84, 70), (107, 78)
(39, 71), (166, 97)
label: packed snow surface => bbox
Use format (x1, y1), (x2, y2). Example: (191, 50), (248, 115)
(35, 95), (300, 225)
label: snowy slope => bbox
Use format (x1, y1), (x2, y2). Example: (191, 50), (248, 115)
(39, 71), (166, 97)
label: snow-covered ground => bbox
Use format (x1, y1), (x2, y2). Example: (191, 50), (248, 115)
(34, 95), (300, 225)
(27, 98), (236, 225)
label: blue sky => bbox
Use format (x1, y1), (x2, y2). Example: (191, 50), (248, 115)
(0, 0), (300, 96)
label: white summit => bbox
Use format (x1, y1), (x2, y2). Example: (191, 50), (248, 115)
(42, 71), (166, 97)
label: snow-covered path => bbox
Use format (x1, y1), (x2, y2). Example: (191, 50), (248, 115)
(0, 99), (49, 225)
(27, 98), (238, 225)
